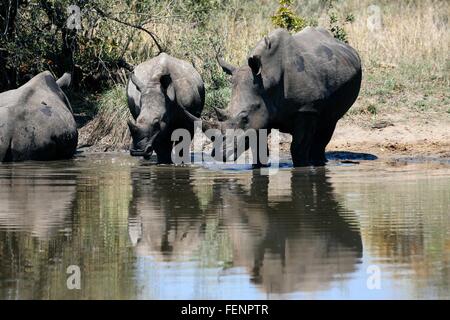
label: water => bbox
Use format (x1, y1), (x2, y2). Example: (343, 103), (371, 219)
(0, 153), (449, 300)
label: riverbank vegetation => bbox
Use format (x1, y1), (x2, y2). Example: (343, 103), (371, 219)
(1, 0), (448, 151)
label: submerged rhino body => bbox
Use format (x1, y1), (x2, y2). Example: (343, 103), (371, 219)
(0, 72), (78, 162)
(188, 27), (362, 167)
(127, 53), (205, 163)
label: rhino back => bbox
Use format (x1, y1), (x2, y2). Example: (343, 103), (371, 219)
(128, 53), (204, 117)
(5, 71), (78, 160)
(282, 27), (361, 112)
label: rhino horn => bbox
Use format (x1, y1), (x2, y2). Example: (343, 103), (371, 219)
(181, 107), (221, 132)
(56, 73), (72, 89)
(127, 119), (139, 136)
(217, 56), (236, 75)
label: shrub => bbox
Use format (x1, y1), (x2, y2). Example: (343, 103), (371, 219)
(326, 0), (354, 43)
(271, 0), (307, 32)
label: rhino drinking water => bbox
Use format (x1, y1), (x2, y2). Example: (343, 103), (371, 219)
(185, 27), (362, 167)
(0, 71), (78, 162)
(127, 53), (205, 163)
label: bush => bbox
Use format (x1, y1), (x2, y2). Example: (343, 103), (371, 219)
(271, 0), (307, 32)
(326, 0), (354, 43)
(0, 0), (163, 92)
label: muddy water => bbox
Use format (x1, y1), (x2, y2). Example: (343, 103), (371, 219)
(0, 153), (449, 300)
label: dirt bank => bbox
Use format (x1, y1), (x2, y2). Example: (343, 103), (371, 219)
(79, 112), (449, 160)
(275, 112), (450, 159)
(327, 112), (450, 158)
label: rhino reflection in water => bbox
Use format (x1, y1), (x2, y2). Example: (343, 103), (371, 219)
(0, 167), (75, 239)
(128, 168), (362, 294)
(128, 168), (205, 259)
(216, 170), (363, 293)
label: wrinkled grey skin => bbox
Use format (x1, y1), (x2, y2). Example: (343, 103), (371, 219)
(127, 53), (205, 163)
(203, 27), (362, 167)
(0, 71), (78, 162)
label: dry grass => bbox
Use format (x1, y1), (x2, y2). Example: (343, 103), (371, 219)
(79, 0), (449, 149)
(340, 0), (449, 122)
(78, 85), (131, 150)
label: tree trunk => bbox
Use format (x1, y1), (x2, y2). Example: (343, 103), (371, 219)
(0, 0), (20, 92)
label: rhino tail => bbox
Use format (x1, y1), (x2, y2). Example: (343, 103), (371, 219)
(56, 73), (72, 89)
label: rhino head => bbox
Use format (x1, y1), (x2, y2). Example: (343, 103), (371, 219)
(183, 61), (274, 162)
(181, 31), (290, 162)
(214, 32), (286, 131)
(127, 73), (175, 160)
(181, 56), (273, 163)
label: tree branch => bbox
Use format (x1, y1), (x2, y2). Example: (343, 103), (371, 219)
(93, 6), (164, 54)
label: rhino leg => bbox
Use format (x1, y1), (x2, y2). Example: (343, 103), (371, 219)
(310, 119), (337, 166)
(155, 139), (174, 164)
(0, 111), (12, 162)
(252, 134), (270, 168)
(290, 112), (318, 167)
(0, 138), (12, 162)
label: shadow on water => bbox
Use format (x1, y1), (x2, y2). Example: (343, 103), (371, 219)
(128, 166), (363, 295)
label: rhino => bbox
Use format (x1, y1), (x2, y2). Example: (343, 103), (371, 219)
(127, 53), (205, 163)
(0, 71), (78, 162)
(185, 27), (362, 167)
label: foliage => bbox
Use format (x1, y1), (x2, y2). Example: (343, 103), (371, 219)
(0, 0), (162, 91)
(326, 0), (353, 43)
(271, 0), (307, 32)
(270, 0), (354, 43)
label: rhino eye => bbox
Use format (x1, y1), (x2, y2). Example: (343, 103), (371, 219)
(241, 115), (249, 124)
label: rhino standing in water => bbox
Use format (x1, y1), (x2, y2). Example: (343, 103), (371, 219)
(127, 53), (205, 163)
(0, 72), (78, 162)
(186, 27), (362, 167)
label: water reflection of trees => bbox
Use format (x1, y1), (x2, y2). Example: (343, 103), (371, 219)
(129, 167), (363, 294)
(332, 172), (450, 298)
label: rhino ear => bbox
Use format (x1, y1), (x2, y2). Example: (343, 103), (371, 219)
(248, 55), (262, 75)
(264, 36), (271, 50)
(160, 74), (175, 101)
(130, 74), (146, 93)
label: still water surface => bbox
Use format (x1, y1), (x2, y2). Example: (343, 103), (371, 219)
(0, 153), (449, 299)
